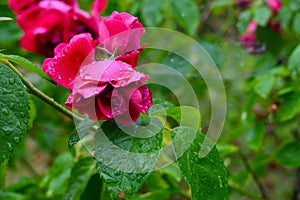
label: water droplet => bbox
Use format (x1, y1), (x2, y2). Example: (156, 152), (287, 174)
(170, 58), (174, 63)
(3, 89), (13, 94)
(2, 108), (9, 115)
(20, 112), (25, 117)
(9, 103), (14, 109)
(13, 136), (20, 144)
(181, 13), (186, 17)
(2, 126), (13, 135)
(19, 91), (24, 96)
(9, 78), (15, 84)
(7, 142), (14, 152)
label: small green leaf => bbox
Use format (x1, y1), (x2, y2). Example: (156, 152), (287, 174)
(41, 152), (74, 197)
(166, 106), (201, 131)
(0, 54), (51, 81)
(288, 44), (300, 74)
(246, 122), (265, 151)
(278, 7), (292, 29)
(0, 192), (24, 200)
(95, 121), (163, 199)
(141, 0), (163, 26)
(0, 62), (29, 164)
(216, 144), (239, 157)
(278, 91), (300, 122)
(253, 6), (272, 26)
(80, 174), (103, 200)
(170, 0), (201, 35)
(64, 157), (96, 200)
(293, 13), (300, 34)
(254, 74), (275, 99)
(275, 141), (300, 168)
(171, 127), (228, 200)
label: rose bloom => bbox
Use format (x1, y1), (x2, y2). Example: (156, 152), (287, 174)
(239, 20), (265, 54)
(99, 11), (145, 54)
(8, 0), (77, 14)
(15, 0), (100, 57)
(266, 0), (282, 13)
(42, 33), (152, 124)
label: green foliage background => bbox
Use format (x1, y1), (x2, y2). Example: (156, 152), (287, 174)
(1, 0), (300, 199)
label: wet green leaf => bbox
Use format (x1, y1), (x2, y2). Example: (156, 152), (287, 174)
(171, 127), (228, 200)
(95, 121), (163, 199)
(64, 157), (96, 200)
(0, 62), (29, 164)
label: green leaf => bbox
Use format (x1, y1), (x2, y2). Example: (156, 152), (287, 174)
(0, 62), (29, 164)
(80, 174), (103, 200)
(278, 7), (292, 29)
(275, 141), (300, 168)
(254, 74), (275, 99)
(170, 0), (201, 35)
(0, 192), (24, 200)
(141, 0), (163, 26)
(293, 13), (300, 34)
(278, 91), (300, 122)
(216, 144), (238, 157)
(253, 6), (272, 26)
(0, 54), (51, 81)
(95, 120), (163, 199)
(171, 127), (228, 200)
(40, 152), (74, 197)
(288, 44), (300, 74)
(64, 157), (96, 200)
(246, 122), (265, 151)
(166, 106), (201, 131)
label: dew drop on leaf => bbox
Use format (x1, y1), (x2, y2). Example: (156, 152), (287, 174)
(9, 78), (15, 84)
(3, 89), (13, 94)
(19, 91), (24, 96)
(2, 108), (9, 115)
(13, 136), (20, 144)
(2, 126), (13, 136)
(7, 142), (13, 152)
(9, 103), (14, 109)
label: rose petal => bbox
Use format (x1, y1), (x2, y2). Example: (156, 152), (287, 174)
(42, 33), (95, 89)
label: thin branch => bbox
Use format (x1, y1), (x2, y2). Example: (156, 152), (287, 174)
(239, 153), (269, 200)
(1, 60), (82, 121)
(228, 180), (261, 200)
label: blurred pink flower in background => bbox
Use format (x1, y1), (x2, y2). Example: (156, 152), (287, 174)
(266, 0), (282, 13)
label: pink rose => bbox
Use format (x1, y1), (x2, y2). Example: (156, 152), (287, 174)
(8, 0), (77, 14)
(66, 60), (152, 124)
(99, 11), (145, 54)
(266, 0), (282, 13)
(43, 33), (152, 124)
(239, 20), (265, 54)
(42, 33), (96, 89)
(16, 0), (98, 56)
